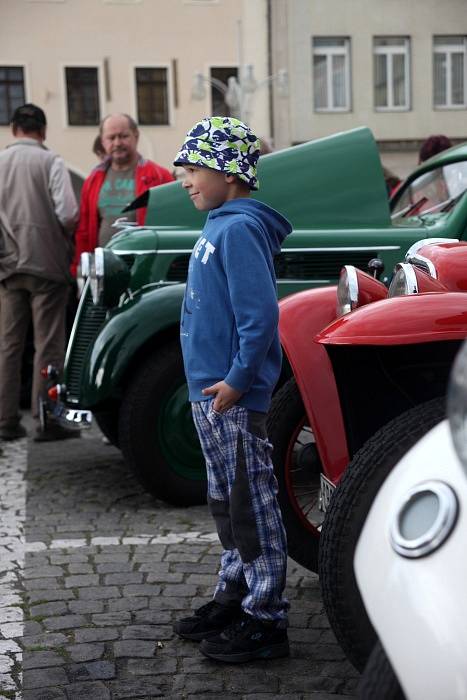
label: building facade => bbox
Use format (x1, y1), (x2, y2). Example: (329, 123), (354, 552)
(270, 0), (467, 176)
(0, 0), (272, 176)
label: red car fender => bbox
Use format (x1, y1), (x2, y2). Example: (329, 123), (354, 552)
(279, 287), (350, 483)
(317, 292), (467, 345)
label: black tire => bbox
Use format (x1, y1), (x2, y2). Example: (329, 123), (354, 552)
(119, 340), (207, 506)
(94, 404), (120, 446)
(319, 397), (445, 671)
(268, 377), (322, 572)
(359, 641), (405, 700)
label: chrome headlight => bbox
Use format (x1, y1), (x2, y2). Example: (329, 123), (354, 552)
(89, 247), (131, 308)
(77, 252), (91, 297)
(336, 265), (359, 317)
(447, 339), (467, 476)
(388, 263), (418, 297)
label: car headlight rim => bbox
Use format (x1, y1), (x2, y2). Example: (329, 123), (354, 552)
(388, 263), (419, 297)
(336, 265), (359, 317)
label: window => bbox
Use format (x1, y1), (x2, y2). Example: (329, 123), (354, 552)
(433, 36), (467, 108)
(65, 67), (100, 126)
(210, 66), (239, 116)
(312, 37), (351, 111)
(135, 67), (169, 125)
(0, 67), (26, 126)
(374, 37), (410, 110)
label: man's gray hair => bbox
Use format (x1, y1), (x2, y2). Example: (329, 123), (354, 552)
(99, 113), (138, 136)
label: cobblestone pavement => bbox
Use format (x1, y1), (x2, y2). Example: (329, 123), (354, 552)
(0, 416), (359, 700)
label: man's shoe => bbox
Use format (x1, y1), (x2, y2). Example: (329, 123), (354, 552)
(199, 612), (289, 663)
(173, 600), (242, 641)
(0, 424), (27, 441)
(34, 423), (81, 442)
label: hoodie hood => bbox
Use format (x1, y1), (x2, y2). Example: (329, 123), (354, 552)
(209, 198), (292, 256)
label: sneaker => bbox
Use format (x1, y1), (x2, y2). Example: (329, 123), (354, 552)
(34, 423), (81, 442)
(173, 600), (242, 641)
(199, 612), (289, 663)
(0, 424), (27, 441)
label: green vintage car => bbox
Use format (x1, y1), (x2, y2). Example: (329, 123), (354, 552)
(46, 127), (467, 506)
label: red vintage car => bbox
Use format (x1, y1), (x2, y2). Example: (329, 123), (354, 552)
(269, 237), (467, 574)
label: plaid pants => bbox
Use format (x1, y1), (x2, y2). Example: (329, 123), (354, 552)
(192, 399), (289, 623)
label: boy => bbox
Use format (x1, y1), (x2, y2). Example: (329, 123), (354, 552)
(172, 116), (292, 663)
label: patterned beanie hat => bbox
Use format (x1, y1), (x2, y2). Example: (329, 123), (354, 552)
(174, 116), (260, 190)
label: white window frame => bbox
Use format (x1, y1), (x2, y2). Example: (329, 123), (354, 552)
(433, 36), (467, 109)
(61, 62), (105, 128)
(312, 38), (351, 112)
(131, 63), (173, 128)
(0, 61), (30, 127)
(373, 38), (410, 111)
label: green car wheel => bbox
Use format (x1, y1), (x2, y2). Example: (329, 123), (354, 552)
(119, 340), (207, 506)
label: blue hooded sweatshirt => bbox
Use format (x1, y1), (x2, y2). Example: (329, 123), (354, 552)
(180, 198), (292, 412)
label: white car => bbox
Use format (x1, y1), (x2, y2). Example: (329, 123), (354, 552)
(355, 341), (467, 700)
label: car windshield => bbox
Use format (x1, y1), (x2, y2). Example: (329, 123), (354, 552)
(392, 160), (467, 218)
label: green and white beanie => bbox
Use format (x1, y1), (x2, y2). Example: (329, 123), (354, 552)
(174, 116), (260, 190)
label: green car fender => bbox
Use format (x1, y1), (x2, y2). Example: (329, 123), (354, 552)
(81, 283), (186, 406)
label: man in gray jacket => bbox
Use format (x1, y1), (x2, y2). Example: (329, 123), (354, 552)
(0, 103), (79, 440)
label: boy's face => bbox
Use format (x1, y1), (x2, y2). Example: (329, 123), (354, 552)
(182, 165), (235, 211)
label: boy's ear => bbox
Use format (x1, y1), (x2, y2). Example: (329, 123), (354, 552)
(224, 173), (237, 184)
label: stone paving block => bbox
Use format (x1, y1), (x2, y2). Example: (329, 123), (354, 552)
(67, 600), (104, 615)
(43, 616), (87, 632)
(185, 574), (217, 585)
(23, 666), (68, 689)
(23, 622), (45, 636)
(149, 596), (187, 610)
(95, 562), (133, 574)
(73, 628), (119, 644)
(30, 602), (69, 618)
(107, 597), (148, 613)
(125, 656), (177, 675)
(23, 651), (68, 669)
(173, 673), (224, 694)
(76, 586), (119, 600)
(64, 575), (99, 589)
(103, 572), (143, 586)
(66, 660), (116, 682)
(106, 678), (164, 698)
(137, 562), (170, 573)
(122, 584), (162, 597)
(63, 680), (111, 699)
(24, 579), (61, 591)
(21, 633), (68, 650)
(121, 624), (173, 640)
(90, 612), (130, 626)
(113, 640), (156, 658)
(23, 567), (64, 579)
(22, 687), (67, 699)
(224, 670), (280, 694)
(66, 643), (105, 662)
(27, 590), (75, 604)
(132, 609), (172, 625)
(160, 584), (198, 597)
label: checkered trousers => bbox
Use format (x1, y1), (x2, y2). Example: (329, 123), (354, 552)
(192, 399), (289, 623)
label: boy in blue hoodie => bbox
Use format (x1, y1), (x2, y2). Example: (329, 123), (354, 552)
(172, 117), (292, 663)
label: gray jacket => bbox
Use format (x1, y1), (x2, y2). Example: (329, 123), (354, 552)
(0, 138), (78, 283)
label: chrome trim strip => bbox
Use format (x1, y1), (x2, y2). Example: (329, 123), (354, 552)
(279, 246), (400, 252)
(408, 253), (437, 279)
(94, 247), (105, 277)
(64, 278), (91, 368)
(391, 262), (418, 295)
(405, 237), (459, 259)
(345, 265), (359, 306)
(277, 279), (331, 284)
(114, 249), (159, 255)
(390, 480), (458, 558)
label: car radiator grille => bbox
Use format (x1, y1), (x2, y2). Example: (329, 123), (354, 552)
(167, 250), (378, 282)
(66, 289), (107, 401)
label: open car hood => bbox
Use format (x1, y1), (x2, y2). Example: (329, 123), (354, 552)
(127, 127), (391, 231)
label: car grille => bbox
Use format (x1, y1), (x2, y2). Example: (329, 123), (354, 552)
(166, 251), (378, 282)
(66, 288), (107, 402)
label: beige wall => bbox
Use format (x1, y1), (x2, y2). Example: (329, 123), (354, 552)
(272, 0), (467, 148)
(0, 0), (271, 175)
